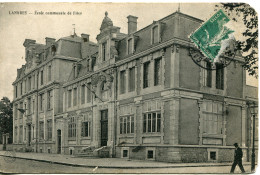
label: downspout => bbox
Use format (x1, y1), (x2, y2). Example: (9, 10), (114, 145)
(35, 70), (39, 152)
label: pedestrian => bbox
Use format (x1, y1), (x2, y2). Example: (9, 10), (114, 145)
(230, 143), (245, 173)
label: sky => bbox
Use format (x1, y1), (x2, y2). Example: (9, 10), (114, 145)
(0, 2), (258, 100)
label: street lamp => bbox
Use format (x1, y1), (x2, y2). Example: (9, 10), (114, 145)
(248, 102), (258, 172)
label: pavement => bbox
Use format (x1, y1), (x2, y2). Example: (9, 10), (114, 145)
(0, 150), (253, 169)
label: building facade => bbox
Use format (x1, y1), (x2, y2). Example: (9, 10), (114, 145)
(12, 11), (258, 163)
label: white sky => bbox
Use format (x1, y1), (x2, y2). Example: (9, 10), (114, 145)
(0, 2), (258, 100)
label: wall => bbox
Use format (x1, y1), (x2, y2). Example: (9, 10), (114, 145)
(179, 98), (199, 145)
(226, 105), (242, 146)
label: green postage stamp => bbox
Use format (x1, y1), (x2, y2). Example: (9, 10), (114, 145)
(189, 9), (234, 61)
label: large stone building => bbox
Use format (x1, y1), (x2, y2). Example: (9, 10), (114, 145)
(12, 11), (258, 163)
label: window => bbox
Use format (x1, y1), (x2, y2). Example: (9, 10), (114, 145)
(14, 104), (18, 120)
(14, 127), (18, 143)
(147, 150), (154, 159)
(129, 67), (135, 92)
(39, 121), (44, 140)
(15, 85), (18, 98)
(73, 66), (77, 78)
(123, 150), (128, 158)
(68, 90), (72, 107)
(206, 62), (212, 87)
(20, 82), (23, 95)
(19, 102), (23, 118)
(127, 38), (133, 55)
(19, 126), (23, 143)
(73, 88), (77, 106)
(40, 70), (44, 85)
(216, 64), (224, 90)
(32, 74), (35, 89)
(154, 58), (162, 86)
(39, 93), (43, 111)
(143, 62), (150, 88)
(48, 65), (52, 81)
(143, 112), (161, 133)
(102, 42), (107, 61)
(81, 121), (90, 137)
(120, 70), (126, 94)
(81, 85), (85, 104)
(152, 26), (159, 44)
(120, 116), (134, 134)
(68, 116), (76, 139)
(202, 101), (223, 135)
(24, 104), (27, 115)
(28, 98), (31, 114)
(87, 83), (91, 103)
(28, 76), (31, 91)
(47, 90), (52, 110)
(47, 120), (52, 141)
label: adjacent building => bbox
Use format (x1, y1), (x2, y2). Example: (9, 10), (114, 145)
(12, 11), (258, 163)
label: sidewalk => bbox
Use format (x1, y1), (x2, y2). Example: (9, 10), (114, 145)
(0, 151), (252, 169)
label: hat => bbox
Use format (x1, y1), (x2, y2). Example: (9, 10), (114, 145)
(234, 143), (238, 147)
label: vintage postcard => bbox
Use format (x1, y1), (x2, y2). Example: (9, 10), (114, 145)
(0, 2), (258, 174)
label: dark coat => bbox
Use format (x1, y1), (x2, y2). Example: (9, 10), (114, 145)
(234, 147), (243, 160)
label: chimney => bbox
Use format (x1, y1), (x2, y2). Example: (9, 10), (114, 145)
(45, 37), (55, 46)
(23, 39), (36, 47)
(81, 33), (90, 42)
(127, 15), (138, 34)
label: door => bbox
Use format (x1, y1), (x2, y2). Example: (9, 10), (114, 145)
(28, 124), (31, 146)
(100, 110), (108, 146)
(57, 130), (61, 154)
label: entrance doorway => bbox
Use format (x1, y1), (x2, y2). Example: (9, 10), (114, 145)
(57, 130), (61, 154)
(100, 110), (108, 146)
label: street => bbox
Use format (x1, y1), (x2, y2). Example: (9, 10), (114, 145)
(0, 157), (253, 174)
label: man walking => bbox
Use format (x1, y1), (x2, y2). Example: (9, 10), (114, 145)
(230, 143), (245, 173)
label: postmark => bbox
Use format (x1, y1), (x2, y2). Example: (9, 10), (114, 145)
(189, 9), (234, 63)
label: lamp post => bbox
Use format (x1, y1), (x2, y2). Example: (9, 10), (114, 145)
(248, 102), (258, 172)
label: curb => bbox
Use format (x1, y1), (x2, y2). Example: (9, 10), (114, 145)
(0, 154), (251, 169)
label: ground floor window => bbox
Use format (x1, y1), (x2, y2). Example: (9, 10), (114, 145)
(120, 116), (134, 134)
(81, 121), (90, 137)
(39, 121), (44, 140)
(143, 112), (161, 133)
(68, 116), (76, 139)
(47, 120), (52, 141)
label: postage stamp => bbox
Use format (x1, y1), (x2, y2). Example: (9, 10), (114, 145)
(189, 9), (234, 62)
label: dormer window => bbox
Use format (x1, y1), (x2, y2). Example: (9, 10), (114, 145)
(51, 45), (56, 56)
(127, 38), (133, 55)
(102, 42), (107, 61)
(152, 25), (159, 44)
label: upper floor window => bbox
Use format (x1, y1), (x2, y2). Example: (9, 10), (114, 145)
(39, 93), (44, 111)
(28, 97), (31, 114)
(19, 102), (23, 118)
(47, 90), (52, 110)
(48, 65), (52, 81)
(87, 83), (92, 103)
(152, 25), (159, 44)
(73, 88), (77, 106)
(28, 76), (31, 91)
(129, 67), (135, 92)
(127, 38), (133, 55)
(40, 70), (44, 85)
(216, 64), (224, 90)
(154, 58), (162, 86)
(143, 61), (150, 88)
(102, 42), (107, 61)
(15, 85), (18, 98)
(68, 89), (72, 107)
(120, 70), (126, 94)
(81, 85), (86, 104)
(206, 62), (212, 87)
(73, 66), (77, 78)
(20, 82), (23, 95)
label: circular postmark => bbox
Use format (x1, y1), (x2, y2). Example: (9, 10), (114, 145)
(189, 40), (237, 70)
(3, 151), (16, 163)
